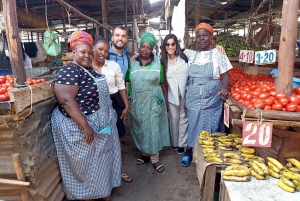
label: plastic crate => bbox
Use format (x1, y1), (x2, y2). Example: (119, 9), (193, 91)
(0, 69), (12, 76)
(275, 76), (300, 88)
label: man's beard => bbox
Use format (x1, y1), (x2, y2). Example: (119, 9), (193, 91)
(113, 41), (124, 50)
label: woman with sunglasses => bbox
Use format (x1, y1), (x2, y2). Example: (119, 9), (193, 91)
(161, 34), (189, 154)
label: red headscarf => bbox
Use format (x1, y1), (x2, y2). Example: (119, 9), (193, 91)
(69, 30), (93, 51)
(195, 23), (214, 45)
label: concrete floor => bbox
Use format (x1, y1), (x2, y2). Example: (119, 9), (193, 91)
(110, 132), (201, 201)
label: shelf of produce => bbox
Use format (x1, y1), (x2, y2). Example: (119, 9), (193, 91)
(219, 173), (299, 201)
(193, 137), (241, 201)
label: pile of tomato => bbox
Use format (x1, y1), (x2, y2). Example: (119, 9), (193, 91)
(229, 68), (300, 112)
(26, 77), (46, 85)
(0, 75), (14, 101)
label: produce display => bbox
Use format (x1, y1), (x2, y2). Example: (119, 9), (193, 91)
(198, 130), (300, 193)
(0, 74), (47, 102)
(229, 68), (300, 112)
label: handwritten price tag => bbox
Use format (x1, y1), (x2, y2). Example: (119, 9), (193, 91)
(255, 49), (276, 65)
(224, 103), (229, 128)
(242, 121), (273, 147)
(239, 50), (254, 63)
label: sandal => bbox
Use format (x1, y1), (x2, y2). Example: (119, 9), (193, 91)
(136, 155), (150, 165)
(180, 152), (192, 167)
(153, 162), (165, 173)
(122, 173), (133, 183)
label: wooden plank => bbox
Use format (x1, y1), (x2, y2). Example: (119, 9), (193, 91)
(9, 80), (54, 114)
(45, 182), (62, 201)
(0, 178), (29, 186)
(17, 8), (46, 28)
(202, 165), (216, 201)
(3, 0), (26, 83)
(277, 0), (299, 96)
(232, 118), (300, 127)
(230, 105), (241, 113)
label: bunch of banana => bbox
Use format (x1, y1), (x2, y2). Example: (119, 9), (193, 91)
(204, 152), (221, 158)
(199, 130), (211, 137)
(202, 148), (218, 154)
(278, 175), (296, 193)
(222, 164), (251, 182)
(223, 152), (240, 160)
(293, 179), (300, 192)
(249, 160), (269, 180)
(287, 158), (300, 169)
(227, 133), (242, 138)
(233, 138), (243, 145)
(223, 158), (242, 164)
(240, 147), (255, 156)
(267, 157), (284, 179)
(205, 156), (223, 164)
(199, 138), (215, 146)
(211, 132), (226, 137)
(236, 145), (247, 150)
(286, 162), (300, 173)
(217, 136), (236, 151)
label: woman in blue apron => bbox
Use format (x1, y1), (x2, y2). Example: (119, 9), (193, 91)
(180, 23), (232, 167)
(51, 31), (121, 200)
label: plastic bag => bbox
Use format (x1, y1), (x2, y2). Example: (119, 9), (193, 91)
(43, 30), (61, 57)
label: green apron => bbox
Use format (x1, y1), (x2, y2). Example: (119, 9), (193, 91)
(129, 56), (170, 154)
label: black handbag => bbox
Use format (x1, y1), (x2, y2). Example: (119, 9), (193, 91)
(0, 36), (11, 69)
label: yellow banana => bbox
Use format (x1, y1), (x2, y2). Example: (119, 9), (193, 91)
(250, 168), (265, 180)
(218, 138), (233, 143)
(211, 132), (226, 137)
(233, 138), (243, 145)
(218, 146), (234, 151)
(287, 158), (300, 169)
(202, 140), (215, 146)
(228, 133), (242, 138)
(251, 157), (265, 163)
(292, 180), (300, 186)
(278, 179), (295, 193)
(250, 163), (264, 176)
(204, 153), (221, 158)
(252, 160), (268, 175)
(202, 149), (218, 154)
(218, 141), (234, 146)
(240, 147), (255, 154)
(223, 170), (250, 177)
(222, 175), (251, 182)
(267, 157), (284, 171)
(199, 136), (214, 141)
(268, 161), (281, 173)
(241, 153), (255, 157)
(218, 136), (232, 139)
(223, 152), (240, 160)
(236, 145), (246, 150)
(205, 157), (223, 163)
(287, 166), (300, 174)
(201, 145), (215, 149)
(283, 170), (300, 180)
(223, 158), (242, 164)
(199, 130), (210, 135)
(225, 164), (249, 171)
(280, 175), (296, 189)
(269, 168), (280, 178)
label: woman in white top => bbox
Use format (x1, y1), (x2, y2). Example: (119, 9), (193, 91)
(161, 34), (189, 154)
(92, 37), (132, 183)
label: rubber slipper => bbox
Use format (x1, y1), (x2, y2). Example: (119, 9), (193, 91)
(180, 155), (191, 167)
(122, 173), (133, 183)
(153, 164), (165, 173)
(136, 155), (150, 165)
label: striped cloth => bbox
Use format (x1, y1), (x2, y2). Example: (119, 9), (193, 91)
(51, 71), (121, 200)
(186, 50), (224, 148)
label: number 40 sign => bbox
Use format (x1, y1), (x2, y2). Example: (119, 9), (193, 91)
(242, 121), (273, 147)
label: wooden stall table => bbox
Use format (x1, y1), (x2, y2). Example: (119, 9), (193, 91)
(193, 138), (240, 201)
(219, 173), (300, 201)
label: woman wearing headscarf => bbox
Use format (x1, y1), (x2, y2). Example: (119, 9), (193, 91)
(126, 32), (170, 173)
(180, 23), (232, 167)
(51, 30), (121, 201)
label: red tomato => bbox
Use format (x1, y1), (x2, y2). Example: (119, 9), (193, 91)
(40, 78), (46, 82)
(282, 107), (286, 111)
(286, 103), (298, 112)
(272, 103), (283, 111)
(251, 97), (260, 103)
(252, 91), (260, 97)
(0, 78), (5, 84)
(6, 86), (14, 91)
(249, 85), (256, 91)
(253, 100), (266, 109)
(32, 79), (37, 85)
(233, 94), (241, 101)
(275, 92), (287, 100)
(245, 103), (255, 109)
(0, 94), (8, 101)
(259, 93), (269, 99)
(244, 94), (252, 101)
(264, 105), (272, 110)
(279, 98), (289, 107)
(35, 79), (41, 84)
(264, 97), (274, 106)
(269, 90), (276, 97)
(295, 87), (300, 95)
(288, 95), (299, 105)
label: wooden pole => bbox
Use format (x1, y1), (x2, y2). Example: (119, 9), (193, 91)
(0, 178), (30, 186)
(55, 0), (111, 31)
(102, 0), (107, 39)
(61, 6), (68, 50)
(3, 0), (26, 83)
(277, 0), (299, 96)
(19, 25), (96, 32)
(168, 17), (172, 34)
(195, 0), (201, 26)
(95, 25), (99, 38)
(124, 0), (128, 30)
(11, 153), (30, 201)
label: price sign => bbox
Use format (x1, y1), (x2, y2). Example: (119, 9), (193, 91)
(255, 49), (276, 65)
(239, 50), (254, 63)
(242, 121), (273, 147)
(224, 103), (229, 128)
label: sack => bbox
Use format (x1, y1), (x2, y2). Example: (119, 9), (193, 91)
(43, 30), (61, 57)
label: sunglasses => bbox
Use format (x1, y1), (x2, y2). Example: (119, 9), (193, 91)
(165, 42), (176, 47)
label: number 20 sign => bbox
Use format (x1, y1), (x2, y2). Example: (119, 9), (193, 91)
(242, 121), (273, 147)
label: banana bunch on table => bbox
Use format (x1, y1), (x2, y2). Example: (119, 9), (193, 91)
(278, 158), (300, 193)
(217, 136), (236, 151)
(198, 130), (216, 149)
(267, 157), (284, 179)
(202, 147), (222, 164)
(249, 160), (269, 180)
(227, 134), (243, 145)
(222, 164), (251, 182)
(223, 152), (242, 164)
